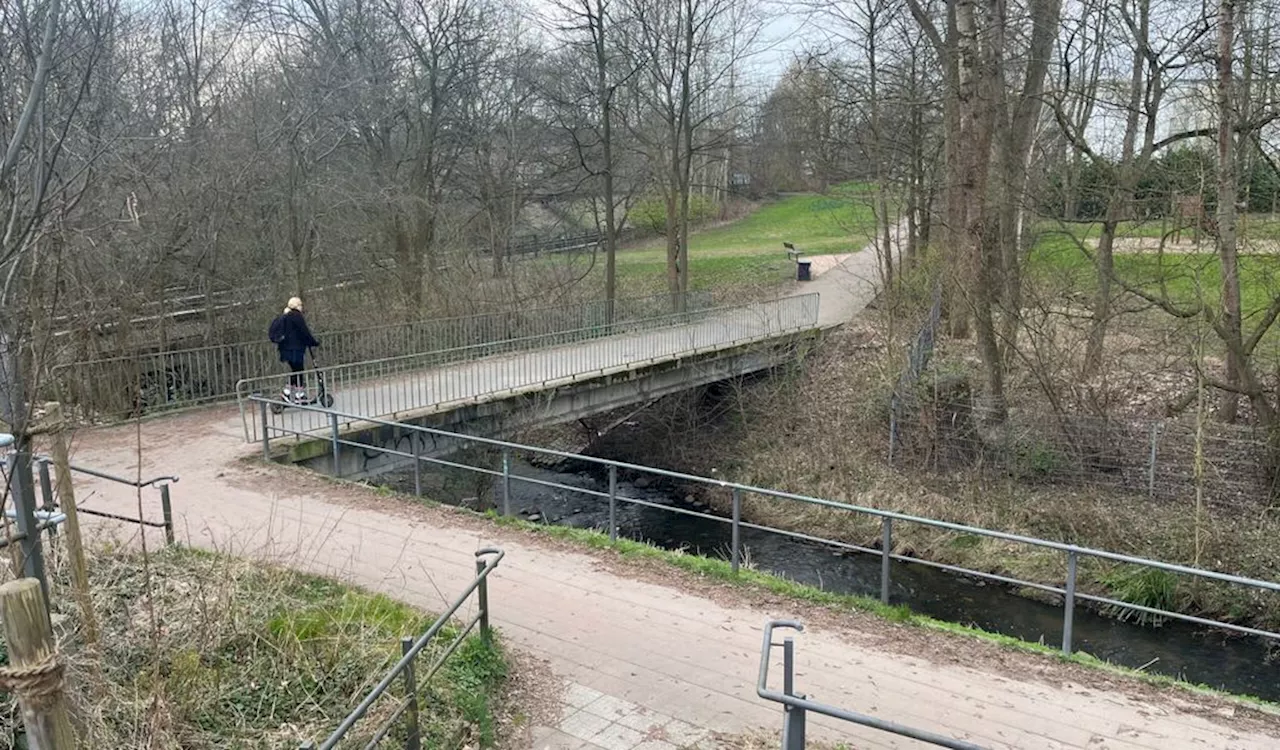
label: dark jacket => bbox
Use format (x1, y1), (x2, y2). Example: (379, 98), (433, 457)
(277, 310), (319, 362)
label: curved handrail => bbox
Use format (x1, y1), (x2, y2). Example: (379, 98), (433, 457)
(757, 619), (988, 750)
(34, 456), (179, 488)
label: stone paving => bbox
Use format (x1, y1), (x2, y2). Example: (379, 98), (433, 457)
(533, 683), (714, 750)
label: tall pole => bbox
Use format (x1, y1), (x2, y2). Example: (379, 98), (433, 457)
(0, 331), (47, 603)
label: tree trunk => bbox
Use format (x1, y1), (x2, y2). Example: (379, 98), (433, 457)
(954, 0), (1003, 420)
(1217, 0), (1243, 421)
(1084, 0), (1149, 376)
(596, 0), (619, 324)
(1085, 217), (1118, 373)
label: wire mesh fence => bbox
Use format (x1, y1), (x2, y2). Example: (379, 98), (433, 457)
(888, 280), (943, 465)
(890, 394), (1277, 508)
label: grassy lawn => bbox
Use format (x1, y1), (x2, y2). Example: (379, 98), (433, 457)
(559, 189), (884, 297)
(1032, 222), (1280, 321)
(1055, 214), (1280, 242)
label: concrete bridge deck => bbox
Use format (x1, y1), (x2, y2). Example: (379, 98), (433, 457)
(239, 290), (829, 444)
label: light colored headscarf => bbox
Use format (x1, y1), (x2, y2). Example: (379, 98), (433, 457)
(284, 297), (303, 314)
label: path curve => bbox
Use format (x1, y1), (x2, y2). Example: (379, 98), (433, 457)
(61, 241), (1280, 748)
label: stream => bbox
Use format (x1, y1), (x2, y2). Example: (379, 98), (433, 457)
(379, 455), (1280, 702)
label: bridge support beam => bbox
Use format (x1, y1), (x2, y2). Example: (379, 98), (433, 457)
(287, 334), (816, 480)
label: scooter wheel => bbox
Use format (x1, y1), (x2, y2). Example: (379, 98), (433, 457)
(270, 402), (285, 414)
(320, 393), (335, 408)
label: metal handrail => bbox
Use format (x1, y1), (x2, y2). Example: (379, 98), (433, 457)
(248, 398), (1280, 657)
(300, 548), (504, 750)
(37, 458), (179, 489)
(236, 294), (773, 396)
(758, 620), (988, 750)
(49, 291), (715, 419)
(236, 294), (821, 441)
(31, 456), (178, 541)
(62, 291), (706, 370)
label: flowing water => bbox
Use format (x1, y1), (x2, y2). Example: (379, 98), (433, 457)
(378, 454), (1279, 702)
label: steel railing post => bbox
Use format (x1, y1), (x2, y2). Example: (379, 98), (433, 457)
(501, 448), (512, 517)
(781, 636), (806, 750)
(8, 450), (48, 604)
(160, 484), (175, 546)
(259, 399), (271, 460)
(731, 488), (742, 573)
(880, 518), (892, 605)
(330, 412), (341, 477)
(36, 460), (56, 538)
(412, 437), (422, 497)
(608, 465), (618, 542)
(475, 556), (492, 643)
(401, 636), (422, 750)
(1063, 550), (1078, 655)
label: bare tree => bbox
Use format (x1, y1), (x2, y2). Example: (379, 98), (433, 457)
(622, 0), (759, 311)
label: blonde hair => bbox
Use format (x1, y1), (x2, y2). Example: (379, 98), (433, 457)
(284, 296), (303, 314)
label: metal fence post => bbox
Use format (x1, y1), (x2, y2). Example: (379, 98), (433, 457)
(1062, 550), (1078, 655)
(401, 636), (422, 750)
(1147, 423), (1161, 497)
(412, 437), (422, 498)
(160, 484), (175, 546)
(329, 412), (341, 477)
(608, 465), (618, 542)
(8, 450), (48, 604)
(888, 397), (899, 466)
(36, 460), (56, 538)
(731, 488), (742, 573)
(880, 518), (893, 605)
(781, 636), (806, 750)
(475, 556), (492, 643)
(259, 399), (271, 460)
(501, 448), (511, 517)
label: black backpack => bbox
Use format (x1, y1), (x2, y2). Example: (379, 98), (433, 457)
(268, 314), (287, 344)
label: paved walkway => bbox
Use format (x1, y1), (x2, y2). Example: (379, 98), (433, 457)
(53, 247), (1280, 748)
(61, 409), (1280, 749)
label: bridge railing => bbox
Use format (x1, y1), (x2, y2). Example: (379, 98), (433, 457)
(236, 293), (821, 442)
(47, 291), (712, 421)
(245, 394), (1280, 672)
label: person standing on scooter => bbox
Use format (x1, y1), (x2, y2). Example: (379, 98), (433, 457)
(269, 297), (319, 403)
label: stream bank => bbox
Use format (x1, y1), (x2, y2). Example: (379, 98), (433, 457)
(371, 444), (1280, 703)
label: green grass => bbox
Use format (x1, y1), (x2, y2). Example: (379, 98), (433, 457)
(482, 511), (1278, 711)
(1055, 214), (1280, 242)
(599, 189), (885, 295)
(50, 545), (509, 749)
(1032, 226), (1280, 319)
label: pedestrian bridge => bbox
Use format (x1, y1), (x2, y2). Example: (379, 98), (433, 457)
(236, 293), (822, 461)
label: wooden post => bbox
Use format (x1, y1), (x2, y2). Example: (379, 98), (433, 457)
(0, 578), (76, 749)
(38, 403), (98, 647)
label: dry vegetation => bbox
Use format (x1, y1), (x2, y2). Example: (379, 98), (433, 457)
(0, 544), (510, 749)
(584, 298), (1280, 630)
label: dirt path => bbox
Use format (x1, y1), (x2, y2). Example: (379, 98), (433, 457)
(61, 403), (1280, 750)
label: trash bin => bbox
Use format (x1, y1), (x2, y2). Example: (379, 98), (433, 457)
(796, 259), (812, 282)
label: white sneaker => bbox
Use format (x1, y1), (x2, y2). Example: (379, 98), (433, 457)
(281, 385), (293, 399)
(293, 389), (308, 404)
